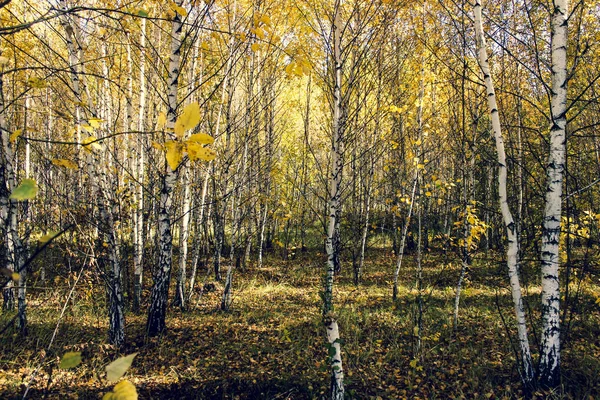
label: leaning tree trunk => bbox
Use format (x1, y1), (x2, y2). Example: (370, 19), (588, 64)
(474, 0), (534, 386)
(146, 1), (184, 337)
(539, 0), (568, 389)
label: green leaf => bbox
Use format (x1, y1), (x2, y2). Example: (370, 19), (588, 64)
(106, 353), (137, 383)
(10, 178), (38, 201)
(137, 9), (149, 17)
(60, 351), (82, 369)
(103, 380), (138, 400)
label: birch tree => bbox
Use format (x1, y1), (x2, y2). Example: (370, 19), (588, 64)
(323, 4), (345, 399)
(539, 0), (568, 388)
(474, 0), (534, 386)
(146, 0), (185, 337)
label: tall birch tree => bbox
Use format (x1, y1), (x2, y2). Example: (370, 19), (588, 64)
(474, 0), (534, 386)
(539, 0), (568, 388)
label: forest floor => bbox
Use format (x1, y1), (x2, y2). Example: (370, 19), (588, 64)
(1, 248), (600, 399)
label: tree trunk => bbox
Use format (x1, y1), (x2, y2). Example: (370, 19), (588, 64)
(474, 0), (534, 386)
(539, 0), (568, 388)
(323, 7), (345, 400)
(147, 1), (184, 337)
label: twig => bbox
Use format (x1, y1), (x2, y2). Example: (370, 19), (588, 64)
(22, 255), (88, 399)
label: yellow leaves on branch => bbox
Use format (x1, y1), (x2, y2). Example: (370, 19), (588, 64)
(165, 136), (216, 170)
(285, 56), (310, 78)
(157, 103), (215, 170)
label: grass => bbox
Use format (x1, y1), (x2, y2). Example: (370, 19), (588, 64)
(1, 248), (599, 399)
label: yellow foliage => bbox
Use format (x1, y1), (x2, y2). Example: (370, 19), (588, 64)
(187, 133), (214, 144)
(51, 159), (79, 170)
(9, 129), (22, 143)
(165, 140), (183, 171)
(102, 380), (138, 400)
(174, 103), (201, 137)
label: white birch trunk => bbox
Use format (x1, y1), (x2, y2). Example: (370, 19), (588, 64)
(133, 17), (147, 313)
(323, 7), (345, 400)
(147, 0), (184, 337)
(474, 0), (534, 385)
(539, 0), (568, 388)
(0, 88), (16, 310)
(176, 163), (191, 309)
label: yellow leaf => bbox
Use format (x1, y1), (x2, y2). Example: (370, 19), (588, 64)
(11, 272), (20, 281)
(165, 140), (183, 170)
(39, 231), (60, 244)
(102, 380), (138, 400)
(174, 102), (201, 137)
(9, 129), (22, 143)
(425, 191), (432, 197)
(88, 118), (104, 128)
(409, 359), (418, 368)
(259, 15), (272, 26)
(251, 43), (260, 52)
(156, 112), (167, 130)
(285, 62), (295, 76)
(151, 141), (164, 151)
(187, 142), (216, 162)
(82, 136), (102, 152)
(252, 27), (265, 40)
(187, 133), (214, 144)
(51, 159), (79, 170)
(0, 56), (9, 66)
(171, 3), (187, 16)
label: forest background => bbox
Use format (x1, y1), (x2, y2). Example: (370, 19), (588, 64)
(1, 0), (600, 398)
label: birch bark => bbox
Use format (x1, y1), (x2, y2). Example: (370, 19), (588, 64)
(539, 0), (568, 388)
(473, 0), (534, 385)
(146, 0), (184, 337)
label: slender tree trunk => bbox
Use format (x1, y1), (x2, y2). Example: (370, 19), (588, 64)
(146, 1), (184, 337)
(133, 17), (147, 313)
(393, 176), (417, 301)
(323, 7), (344, 399)
(175, 163), (191, 309)
(539, 0), (568, 388)
(474, 0), (534, 385)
